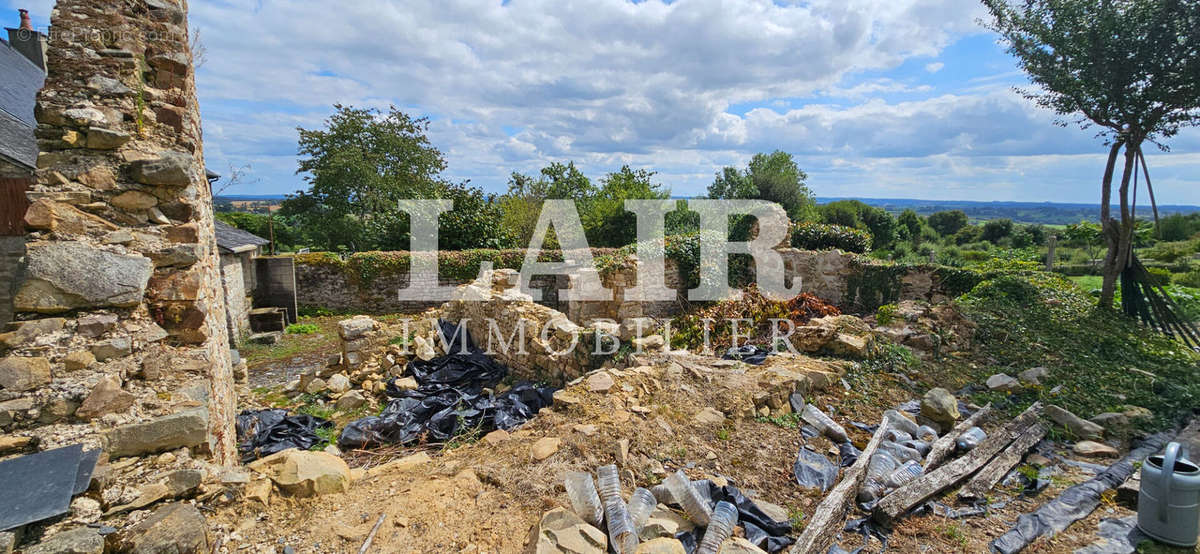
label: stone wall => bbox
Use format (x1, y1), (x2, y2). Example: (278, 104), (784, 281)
(293, 248), (972, 320)
(0, 236), (24, 325)
(219, 253), (249, 342)
(4, 0), (237, 467)
(294, 255), (569, 314)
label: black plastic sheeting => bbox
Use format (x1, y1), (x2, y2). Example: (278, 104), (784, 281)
(1074, 516), (1147, 554)
(236, 409), (332, 462)
(723, 345), (771, 365)
(338, 320), (556, 450)
(794, 447), (839, 492)
(989, 432), (1170, 554)
(674, 480), (795, 553)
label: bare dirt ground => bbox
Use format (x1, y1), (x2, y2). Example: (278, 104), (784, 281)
(217, 317), (1193, 554)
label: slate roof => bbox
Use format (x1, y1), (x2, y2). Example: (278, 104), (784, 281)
(214, 220), (270, 254)
(0, 36), (44, 170)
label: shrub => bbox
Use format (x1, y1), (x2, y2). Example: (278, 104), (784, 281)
(875, 303), (899, 325)
(286, 323), (319, 334)
(1176, 269), (1200, 288)
(790, 222), (871, 254)
(1146, 267), (1173, 286)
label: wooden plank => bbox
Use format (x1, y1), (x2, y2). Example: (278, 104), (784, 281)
(958, 422), (1047, 502)
(923, 403), (993, 470)
(788, 412), (895, 554)
(873, 402), (1041, 526)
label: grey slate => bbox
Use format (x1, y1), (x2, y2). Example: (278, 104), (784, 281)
(214, 220), (269, 254)
(0, 36), (43, 170)
(0, 444), (84, 531)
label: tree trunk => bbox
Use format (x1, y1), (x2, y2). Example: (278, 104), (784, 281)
(1101, 142), (1139, 310)
(1098, 141), (1126, 309)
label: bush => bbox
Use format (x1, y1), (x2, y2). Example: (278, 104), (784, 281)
(1146, 267), (1173, 286)
(1176, 269), (1200, 288)
(286, 323), (319, 334)
(790, 222), (871, 254)
(876, 303), (899, 325)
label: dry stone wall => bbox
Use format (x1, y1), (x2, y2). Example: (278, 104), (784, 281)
(3, 0), (237, 467)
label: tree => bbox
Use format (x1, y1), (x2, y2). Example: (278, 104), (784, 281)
(819, 201), (862, 228)
(927, 210), (969, 236)
(1063, 220), (1105, 268)
(585, 166), (671, 247)
(898, 209), (924, 243)
(983, 0), (1200, 308)
(499, 162), (598, 249)
(708, 151), (818, 222)
(819, 200), (900, 249)
(981, 218), (1015, 244)
(282, 104), (508, 251)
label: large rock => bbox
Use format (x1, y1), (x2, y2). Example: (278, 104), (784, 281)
(530, 437), (561, 461)
(75, 375), (135, 420)
(986, 373), (1021, 392)
(105, 409), (208, 457)
(248, 449), (351, 497)
(1018, 367), (1049, 386)
(110, 190), (158, 211)
(91, 337), (131, 361)
(637, 538), (686, 554)
(76, 314), (118, 338)
(1073, 440), (1120, 458)
(129, 152), (194, 186)
(0, 318), (65, 349)
(640, 508), (695, 540)
(25, 527), (105, 554)
(1047, 405), (1105, 441)
(0, 356), (51, 392)
(920, 388), (959, 427)
(108, 502), (208, 553)
(528, 508), (606, 554)
(63, 350), (96, 371)
(338, 317), (377, 340)
(335, 390), (366, 411)
(327, 373), (351, 394)
(14, 242), (153, 313)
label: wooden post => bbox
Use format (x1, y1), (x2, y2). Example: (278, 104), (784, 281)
(1046, 235), (1057, 272)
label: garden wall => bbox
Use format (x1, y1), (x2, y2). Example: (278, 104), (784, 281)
(292, 248), (982, 319)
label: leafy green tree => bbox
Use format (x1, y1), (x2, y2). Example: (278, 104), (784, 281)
(585, 166), (671, 247)
(983, 0), (1200, 308)
(708, 151), (817, 222)
(281, 104), (508, 251)
(215, 212), (299, 252)
(898, 209), (924, 243)
(927, 210), (969, 236)
(981, 218), (1015, 244)
(819, 201), (862, 228)
(499, 162), (598, 249)
(1063, 220), (1105, 267)
(1158, 213), (1200, 242)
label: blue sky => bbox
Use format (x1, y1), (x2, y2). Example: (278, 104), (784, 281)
(7, 0), (1199, 203)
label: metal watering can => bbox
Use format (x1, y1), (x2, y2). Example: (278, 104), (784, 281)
(1138, 442), (1200, 547)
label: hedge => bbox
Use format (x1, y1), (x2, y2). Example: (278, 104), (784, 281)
(790, 222), (872, 254)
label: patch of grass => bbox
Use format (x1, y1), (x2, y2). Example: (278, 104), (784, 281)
(959, 273), (1200, 426)
(716, 428), (731, 441)
(787, 506), (806, 530)
(937, 523), (969, 549)
(311, 425), (338, 450)
(251, 386), (291, 408)
(286, 323), (320, 334)
(755, 412), (802, 429)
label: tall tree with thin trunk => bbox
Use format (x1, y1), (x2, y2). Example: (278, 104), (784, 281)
(982, 0), (1200, 309)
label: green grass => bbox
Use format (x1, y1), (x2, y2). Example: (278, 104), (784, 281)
(956, 273), (1200, 426)
(286, 323), (319, 334)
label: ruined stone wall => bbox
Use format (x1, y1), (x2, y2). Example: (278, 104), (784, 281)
(0, 236), (24, 325)
(294, 257), (568, 314)
(3, 0), (236, 465)
(219, 253), (248, 342)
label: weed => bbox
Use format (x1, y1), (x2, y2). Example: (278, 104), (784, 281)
(787, 506), (806, 530)
(716, 428), (731, 441)
(937, 523), (969, 549)
(286, 323), (319, 334)
(876, 303), (899, 325)
(755, 412), (802, 429)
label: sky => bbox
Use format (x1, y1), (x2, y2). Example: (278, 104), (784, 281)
(8, 0), (1200, 203)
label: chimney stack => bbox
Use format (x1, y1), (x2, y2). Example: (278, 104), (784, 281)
(6, 9), (47, 73)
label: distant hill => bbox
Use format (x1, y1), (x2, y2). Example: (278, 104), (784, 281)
(216, 195), (1200, 226)
(816, 197), (1200, 225)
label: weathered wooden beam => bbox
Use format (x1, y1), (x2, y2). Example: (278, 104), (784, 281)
(874, 403), (1042, 526)
(924, 403), (993, 471)
(788, 413), (894, 554)
(958, 422), (1047, 502)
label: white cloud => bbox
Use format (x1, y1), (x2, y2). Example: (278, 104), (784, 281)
(925, 62), (945, 73)
(182, 0), (1200, 204)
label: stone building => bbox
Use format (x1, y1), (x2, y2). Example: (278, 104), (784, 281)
(2, 0), (238, 485)
(0, 9), (47, 327)
(214, 219), (268, 343)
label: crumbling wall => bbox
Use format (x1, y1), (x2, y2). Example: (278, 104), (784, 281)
(4, 0), (236, 465)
